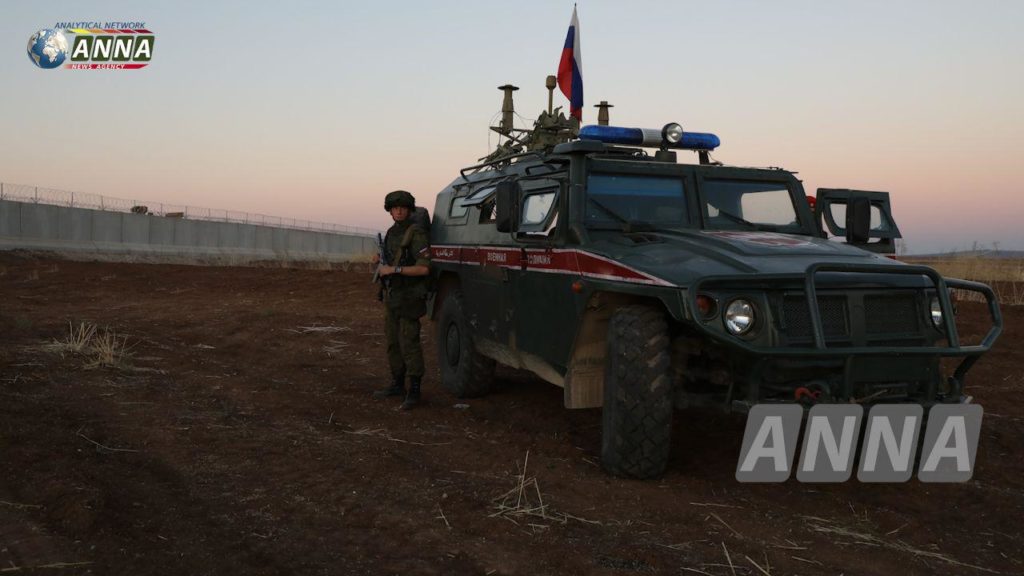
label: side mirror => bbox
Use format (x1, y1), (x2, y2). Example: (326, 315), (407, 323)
(846, 196), (871, 244)
(495, 181), (520, 233)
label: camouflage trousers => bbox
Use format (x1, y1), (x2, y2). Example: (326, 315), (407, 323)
(385, 306), (424, 379)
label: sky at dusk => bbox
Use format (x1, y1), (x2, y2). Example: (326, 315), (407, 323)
(2, 0), (1022, 253)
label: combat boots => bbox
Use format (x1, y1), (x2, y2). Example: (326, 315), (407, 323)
(400, 377), (421, 410)
(373, 373), (405, 399)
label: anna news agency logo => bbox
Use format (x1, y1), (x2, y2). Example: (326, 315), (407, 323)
(27, 22), (153, 70)
(736, 404), (982, 483)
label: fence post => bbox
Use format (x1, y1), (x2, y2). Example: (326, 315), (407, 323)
(34, 186), (39, 203)
(70, 192), (74, 207)
(0, 182), (4, 200)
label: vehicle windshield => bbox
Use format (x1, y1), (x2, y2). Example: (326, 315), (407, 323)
(585, 174), (687, 229)
(702, 179), (802, 231)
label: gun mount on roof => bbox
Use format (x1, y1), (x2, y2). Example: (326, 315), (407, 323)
(481, 77), (722, 168)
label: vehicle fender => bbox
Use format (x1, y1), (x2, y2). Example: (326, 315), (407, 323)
(563, 287), (685, 409)
(430, 271), (461, 320)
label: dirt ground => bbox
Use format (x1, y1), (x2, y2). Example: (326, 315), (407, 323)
(1, 252), (1022, 576)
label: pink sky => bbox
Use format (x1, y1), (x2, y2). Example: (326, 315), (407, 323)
(2, 1), (1021, 253)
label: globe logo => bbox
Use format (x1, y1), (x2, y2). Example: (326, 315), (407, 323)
(27, 29), (69, 69)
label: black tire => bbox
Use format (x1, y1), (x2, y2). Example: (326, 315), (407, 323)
(437, 289), (496, 398)
(600, 305), (674, 479)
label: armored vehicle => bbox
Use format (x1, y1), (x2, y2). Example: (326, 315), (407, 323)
(428, 81), (1002, 478)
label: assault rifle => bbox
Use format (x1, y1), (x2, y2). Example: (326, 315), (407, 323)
(372, 232), (388, 301)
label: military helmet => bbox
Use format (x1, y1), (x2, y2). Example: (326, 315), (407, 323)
(384, 190), (416, 211)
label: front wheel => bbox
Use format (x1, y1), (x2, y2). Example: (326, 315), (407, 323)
(436, 289), (495, 398)
(600, 305), (674, 479)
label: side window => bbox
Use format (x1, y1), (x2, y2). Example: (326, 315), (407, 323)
(450, 195), (470, 218)
(462, 186), (496, 207)
(450, 186), (493, 224)
(479, 198), (496, 223)
(519, 188), (559, 234)
(522, 191), (556, 225)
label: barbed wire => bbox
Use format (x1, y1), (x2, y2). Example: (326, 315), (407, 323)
(0, 182), (378, 238)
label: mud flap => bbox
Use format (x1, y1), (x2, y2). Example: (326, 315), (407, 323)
(425, 290), (437, 320)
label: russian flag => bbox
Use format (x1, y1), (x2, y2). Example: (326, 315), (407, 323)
(557, 6), (583, 121)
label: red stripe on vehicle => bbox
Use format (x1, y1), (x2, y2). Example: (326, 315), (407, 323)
(430, 245), (673, 287)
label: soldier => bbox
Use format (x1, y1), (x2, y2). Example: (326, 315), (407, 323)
(373, 190), (431, 409)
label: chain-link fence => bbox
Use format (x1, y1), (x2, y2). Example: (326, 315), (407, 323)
(0, 182), (378, 238)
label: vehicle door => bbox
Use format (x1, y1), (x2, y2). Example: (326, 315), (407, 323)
(457, 184), (514, 346)
(509, 179), (576, 371)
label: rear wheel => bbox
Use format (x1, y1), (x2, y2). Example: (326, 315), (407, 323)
(600, 305), (674, 479)
(437, 289), (495, 398)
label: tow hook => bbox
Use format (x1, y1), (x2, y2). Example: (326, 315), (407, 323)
(795, 386), (822, 405)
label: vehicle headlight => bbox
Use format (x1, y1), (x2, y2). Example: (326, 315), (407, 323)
(662, 122), (683, 145)
(725, 299), (756, 335)
(930, 296), (943, 328)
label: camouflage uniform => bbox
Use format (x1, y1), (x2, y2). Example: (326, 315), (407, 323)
(373, 190), (431, 409)
(383, 219), (430, 379)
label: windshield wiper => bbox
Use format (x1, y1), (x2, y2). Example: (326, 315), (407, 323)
(712, 208), (759, 229)
(587, 197), (654, 232)
(588, 197), (628, 223)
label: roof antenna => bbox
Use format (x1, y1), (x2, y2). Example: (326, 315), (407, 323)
(594, 101), (613, 126)
(498, 84), (519, 136)
(546, 75), (557, 115)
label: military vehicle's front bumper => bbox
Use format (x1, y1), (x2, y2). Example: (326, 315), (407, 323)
(686, 263), (1003, 408)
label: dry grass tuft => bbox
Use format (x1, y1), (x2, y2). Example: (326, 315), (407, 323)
(41, 321), (135, 369)
(492, 451), (561, 530)
(86, 329), (133, 369)
(45, 321), (97, 355)
(490, 451), (599, 532)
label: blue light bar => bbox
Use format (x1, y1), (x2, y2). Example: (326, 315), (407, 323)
(579, 124), (721, 150)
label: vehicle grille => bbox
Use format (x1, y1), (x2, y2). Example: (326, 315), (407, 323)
(780, 291), (923, 345)
(864, 294), (920, 335)
(783, 295), (849, 340)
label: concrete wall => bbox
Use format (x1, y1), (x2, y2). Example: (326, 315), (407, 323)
(0, 199), (376, 264)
